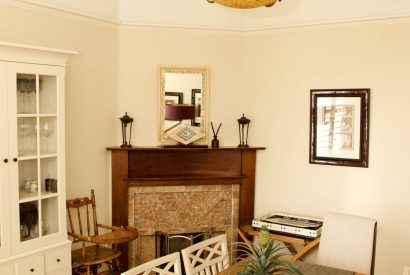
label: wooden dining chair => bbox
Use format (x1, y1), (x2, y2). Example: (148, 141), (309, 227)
(121, 252), (182, 275)
(181, 234), (230, 275)
(316, 212), (377, 275)
(67, 189), (139, 275)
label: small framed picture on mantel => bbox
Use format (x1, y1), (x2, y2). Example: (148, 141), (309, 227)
(309, 88), (370, 168)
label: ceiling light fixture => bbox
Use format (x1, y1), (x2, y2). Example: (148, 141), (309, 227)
(207, 0), (281, 9)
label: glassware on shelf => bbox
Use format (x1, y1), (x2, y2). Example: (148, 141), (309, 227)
(45, 178), (57, 193)
(30, 224), (39, 238)
(40, 119), (54, 154)
(42, 220), (49, 235)
(24, 179), (32, 192)
(41, 197), (58, 236)
(17, 77), (36, 114)
(19, 202), (38, 241)
(18, 122), (32, 156)
(29, 124), (37, 155)
(20, 224), (29, 240)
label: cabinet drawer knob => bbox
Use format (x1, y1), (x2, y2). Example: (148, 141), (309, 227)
(57, 258), (61, 262)
(13, 157), (18, 162)
(30, 268), (35, 272)
(3, 158), (8, 163)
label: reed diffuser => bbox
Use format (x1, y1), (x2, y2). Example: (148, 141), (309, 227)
(211, 122), (222, 148)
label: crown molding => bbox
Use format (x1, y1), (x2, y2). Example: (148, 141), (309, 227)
(2, 0), (410, 35)
(119, 22), (244, 36)
(119, 14), (410, 36)
(1, 0), (119, 29)
(242, 14), (410, 36)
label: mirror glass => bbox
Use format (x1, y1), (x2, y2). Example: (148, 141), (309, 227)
(158, 67), (209, 146)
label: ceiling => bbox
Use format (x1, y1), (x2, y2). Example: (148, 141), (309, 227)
(12, 0), (410, 31)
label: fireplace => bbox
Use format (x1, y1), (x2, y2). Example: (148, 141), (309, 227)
(108, 146), (265, 270)
(127, 184), (239, 265)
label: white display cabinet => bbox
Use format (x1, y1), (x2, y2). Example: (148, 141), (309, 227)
(0, 42), (77, 274)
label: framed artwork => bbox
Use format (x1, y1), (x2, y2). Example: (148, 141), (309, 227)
(191, 89), (202, 126)
(165, 92), (183, 105)
(310, 89), (370, 167)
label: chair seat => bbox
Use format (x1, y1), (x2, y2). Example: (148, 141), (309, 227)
(72, 245), (121, 267)
(91, 228), (138, 244)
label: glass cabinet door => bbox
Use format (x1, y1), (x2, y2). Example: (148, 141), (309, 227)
(8, 63), (64, 251)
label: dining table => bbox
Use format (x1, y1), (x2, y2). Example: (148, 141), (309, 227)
(218, 259), (364, 275)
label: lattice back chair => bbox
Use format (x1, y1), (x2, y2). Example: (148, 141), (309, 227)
(316, 212), (377, 275)
(181, 234), (229, 275)
(67, 189), (139, 275)
(121, 252), (182, 275)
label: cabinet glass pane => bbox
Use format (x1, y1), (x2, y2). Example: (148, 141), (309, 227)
(20, 201), (39, 241)
(18, 159), (38, 200)
(40, 157), (58, 195)
(41, 197), (59, 236)
(39, 75), (57, 114)
(18, 117), (37, 157)
(39, 117), (57, 155)
(17, 74), (37, 115)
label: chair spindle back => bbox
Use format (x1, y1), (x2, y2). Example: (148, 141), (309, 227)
(66, 189), (99, 243)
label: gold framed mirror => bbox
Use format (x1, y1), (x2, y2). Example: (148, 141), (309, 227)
(158, 66), (209, 146)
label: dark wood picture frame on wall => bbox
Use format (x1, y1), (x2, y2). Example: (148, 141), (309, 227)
(191, 89), (202, 126)
(165, 92), (183, 105)
(310, 88), (370, 167)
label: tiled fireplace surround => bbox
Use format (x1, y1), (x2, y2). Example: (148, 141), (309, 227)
(108, 146), (264, 271)
(128, 184), (239, 264)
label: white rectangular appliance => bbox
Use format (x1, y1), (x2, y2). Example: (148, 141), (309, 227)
(252, 212), (323, 238)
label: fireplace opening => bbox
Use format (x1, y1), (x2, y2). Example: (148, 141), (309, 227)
(155, 231), (213, 273)
(155, 231), (213, 257)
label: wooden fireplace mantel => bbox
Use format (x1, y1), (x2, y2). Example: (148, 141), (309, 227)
(107, 146), (265, 268)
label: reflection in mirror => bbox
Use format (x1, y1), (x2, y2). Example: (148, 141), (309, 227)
(158, 67), (209, 146)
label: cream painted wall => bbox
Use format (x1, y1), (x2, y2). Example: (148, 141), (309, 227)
(116, 29), (245, 147)
(0, 4), (118, 223)
(243, 23), (410, 274)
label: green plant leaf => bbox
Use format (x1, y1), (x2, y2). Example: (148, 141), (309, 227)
(233, 239), (302, 275)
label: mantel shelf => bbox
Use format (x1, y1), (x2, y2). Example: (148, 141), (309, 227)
(107, 146), (265, 151)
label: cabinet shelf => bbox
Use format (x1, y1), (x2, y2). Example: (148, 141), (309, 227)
(18, 155), (38, 161)
(19, 190), (38, 203)
(19, 190), (59, 203)
(16, 114), (37, 118)
(41, 192), (58, 199)
(39, 154), (58, 159)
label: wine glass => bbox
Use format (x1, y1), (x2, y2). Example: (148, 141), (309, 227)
(41, 119), (54, 154)
(19, 121), (32, 155)
(17, 78), (28, 113)
(42, 220), (49, 235)
(27, 79), (36, 114)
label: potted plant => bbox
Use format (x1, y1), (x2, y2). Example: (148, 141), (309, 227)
(237, 226), (302, 275)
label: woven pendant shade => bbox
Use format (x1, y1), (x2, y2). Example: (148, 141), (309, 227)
(208, 0), (279, 9)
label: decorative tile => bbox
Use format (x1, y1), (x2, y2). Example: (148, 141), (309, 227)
(128, 184), (240, 265)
